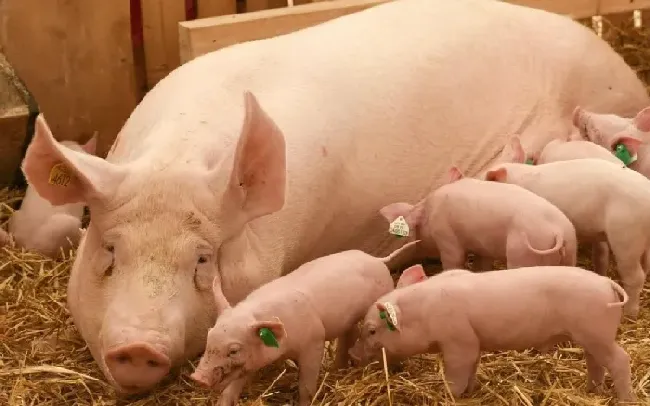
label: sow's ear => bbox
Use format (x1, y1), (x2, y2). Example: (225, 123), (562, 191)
(379, 202), (415, 223)
(22, 115), (126, 206)
(225, 91), (287, 223)
(485, 167), (508, 182)
(396, 264), (427, 288)
(447, 166), (464, 183)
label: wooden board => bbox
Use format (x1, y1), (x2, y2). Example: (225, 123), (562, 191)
(0, 0), (140, 158)
(0, 53), (30, 187)
(179, 0), (390, 62)
(197, 0), (237, 17)
(506, 0), (650, 18)
(141, 0), (188, 89)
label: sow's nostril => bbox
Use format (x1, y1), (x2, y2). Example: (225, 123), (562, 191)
(104, 343), (171, 391)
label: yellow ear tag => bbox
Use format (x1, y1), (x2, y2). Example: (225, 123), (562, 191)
(48, 163), (72, 187)
(388, 216), (410, 238)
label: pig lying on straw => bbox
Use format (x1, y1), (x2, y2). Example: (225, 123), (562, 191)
(9, 134), (96, 259)
(354, 266), (634, 402)
(190, 241), (418, 406)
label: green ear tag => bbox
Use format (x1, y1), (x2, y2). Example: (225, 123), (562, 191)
(379, 310), (396, 331)
(259, 327), (279, 348)
(525, 158), (534, 165)
(614, 143), (634, 166)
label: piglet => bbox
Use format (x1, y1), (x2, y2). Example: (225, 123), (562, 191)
(190, 240), (419, 406)
(355, 266), (634, 402)
(8, 136), (96, 259)
(503, 136), (619, 276)
(572, 105), (648, 176)
(348, 263), (428, 367)
(485, 157), (650, 317)
(380, 166), (577, 272)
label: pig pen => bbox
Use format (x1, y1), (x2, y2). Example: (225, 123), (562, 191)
(2, 18), (650, 406)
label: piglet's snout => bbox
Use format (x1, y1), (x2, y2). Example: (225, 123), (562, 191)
(104, 342), (171, 392)
(190, 366), (222, 388)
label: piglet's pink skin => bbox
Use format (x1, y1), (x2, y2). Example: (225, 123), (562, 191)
(358, 266), (634, 402)
(190, 241), (418, 406)
(485, 158), (650, 317)
(572, 105), (650, 178)
(380, 166), (577, 272)
(8, 134), (97, 259)
(348, 264), (428, 367)
(503, 136), (619, 276)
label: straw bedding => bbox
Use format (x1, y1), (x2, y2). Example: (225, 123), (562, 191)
(2, 15), (650, 406)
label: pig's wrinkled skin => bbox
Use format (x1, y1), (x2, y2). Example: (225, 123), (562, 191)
(8, 136), (96, 259)
(573, 105), (650, 179)
(485, 158), (650, 317)
(503, 135), (621, 276)
(18, 0), (649, 392)
(379, 166), (577, 272)
(189, 241), (417, 406)
(357, 266), (634, 401)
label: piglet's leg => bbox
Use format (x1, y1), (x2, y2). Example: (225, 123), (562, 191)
(584, 351), (606, 394)
(297, 341), (325, 406)
(333, 327), (358, 370)
(591, 242), (610, 276)
(217, 374), (252, 406)
(585, 343), (635, 402)
(440, 338), (481, 398)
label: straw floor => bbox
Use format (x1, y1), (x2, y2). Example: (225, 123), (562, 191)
(2, 15), (650, 406)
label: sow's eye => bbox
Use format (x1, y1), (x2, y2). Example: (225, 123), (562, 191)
(102, 243), (115, 278)
(193, 252), (214, 291)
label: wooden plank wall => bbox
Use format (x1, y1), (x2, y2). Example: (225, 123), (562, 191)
(0, 0), (140, 158)
(1, 0), (650, 174)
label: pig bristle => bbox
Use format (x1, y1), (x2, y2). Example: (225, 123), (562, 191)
(3, 14), (650, 405)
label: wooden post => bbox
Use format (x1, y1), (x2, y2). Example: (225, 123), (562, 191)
(197, 0), (237, 17)
(141, 0), (188, 89)
(0, 0), (141, 158)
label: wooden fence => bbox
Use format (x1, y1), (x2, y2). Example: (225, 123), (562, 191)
(0, 0), (650, 186)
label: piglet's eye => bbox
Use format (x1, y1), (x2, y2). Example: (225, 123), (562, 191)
(228, 348), (240, 357)
(102, 243), (115, 278)
(198, 255), (209, 264)
(369, 328), (376, 336)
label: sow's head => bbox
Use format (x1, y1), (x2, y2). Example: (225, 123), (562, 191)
(21, 91), (287, 394)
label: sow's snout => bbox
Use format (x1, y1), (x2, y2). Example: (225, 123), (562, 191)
(104, 341), (172, 393)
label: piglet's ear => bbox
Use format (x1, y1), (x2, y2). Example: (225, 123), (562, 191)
(572, 106), (586, 130)
(448, 166), (464, 183)
(375, 301), (401, 331)
(396, 264), (427, 288)
(22, 114), (126, 206)
(81, 132), (99, 156)
(611, 133), (643, 156)
(212, 275), (232, 315)
(633, 106), (650, 132)
(226, 91), (287, 224)
(250, 318), (287, 348)
(485, 167), (508, 182)
(379, 202), (414, 223)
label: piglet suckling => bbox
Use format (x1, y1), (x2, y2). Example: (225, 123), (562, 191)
(485, 158), (650, 317)
(355, 266), (634, 401)
(504, 135), (619, 276)
(190, 241), (419, 406)
(380, 166), (577, 272)
(9, 131), (97, 259)
(572, 105), (649, 176)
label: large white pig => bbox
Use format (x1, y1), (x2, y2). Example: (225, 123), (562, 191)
(19, 0), (649, 394)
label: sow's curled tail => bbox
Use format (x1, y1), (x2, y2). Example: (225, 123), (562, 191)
(379, 240), (421, 264)
(605, 278), (629, 308)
